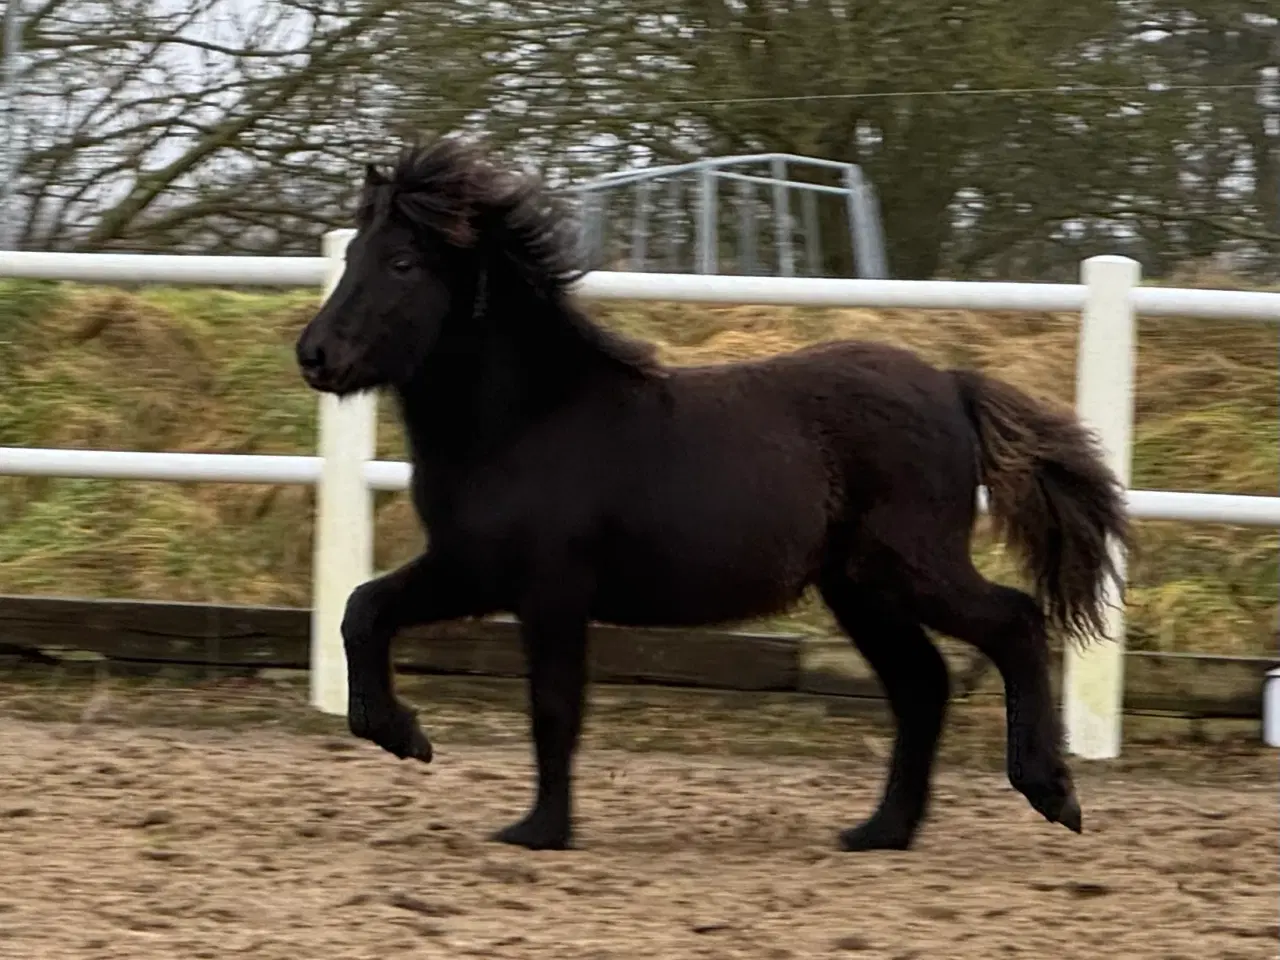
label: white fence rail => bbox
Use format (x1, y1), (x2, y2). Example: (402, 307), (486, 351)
(3, 236), (1280, 759)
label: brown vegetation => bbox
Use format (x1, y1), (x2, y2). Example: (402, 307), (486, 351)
(0, 278), (1275, 653)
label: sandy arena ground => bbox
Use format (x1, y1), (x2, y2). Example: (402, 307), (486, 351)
(0, 677), (1275, 959)
(0, 716), (1274, 960)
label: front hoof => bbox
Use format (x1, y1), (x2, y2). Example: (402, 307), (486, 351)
(837, 817), (915, 853)
(350, 702), (434, 764)
(490, 814), (572, 851)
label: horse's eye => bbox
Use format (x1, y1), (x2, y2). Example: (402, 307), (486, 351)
(389, 257), (414, 274)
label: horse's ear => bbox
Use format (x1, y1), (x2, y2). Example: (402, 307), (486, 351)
(364, 163), (385, 187)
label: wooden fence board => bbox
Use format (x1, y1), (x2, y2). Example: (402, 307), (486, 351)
(1, 595), (1273, 717)
(0, 596), (798, 692)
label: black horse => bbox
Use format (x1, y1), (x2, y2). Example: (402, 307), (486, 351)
(295, 137), (1127, 853)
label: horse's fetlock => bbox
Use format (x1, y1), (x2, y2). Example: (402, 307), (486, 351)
(347, 702), (378, 742)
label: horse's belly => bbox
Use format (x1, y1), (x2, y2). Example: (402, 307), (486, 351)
(589, 522), (817, 627)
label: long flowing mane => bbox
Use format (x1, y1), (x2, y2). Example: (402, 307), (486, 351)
(359, 138), (664, 377)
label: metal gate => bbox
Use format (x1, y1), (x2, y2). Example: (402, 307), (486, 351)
(564, 153), (888, 279)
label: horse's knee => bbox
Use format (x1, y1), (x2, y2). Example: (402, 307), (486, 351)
(341, 580), (385, 649)
(341, 581), (396, 715)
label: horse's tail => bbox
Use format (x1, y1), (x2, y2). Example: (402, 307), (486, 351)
(951, 369), (1129, 646)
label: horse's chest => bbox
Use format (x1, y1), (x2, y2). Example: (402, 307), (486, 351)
(417, 466), (589, 561)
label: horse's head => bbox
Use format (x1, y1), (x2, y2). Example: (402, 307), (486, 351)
(295, 138), (497, 395)
(297, 136), (650, 397)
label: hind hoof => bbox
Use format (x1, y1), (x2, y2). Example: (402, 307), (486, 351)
(1021, 778), (1083, 834)
(491, 812), (573, 851)
(1057, 792), (1083, 834)
(837, 816), (915, 852)
(1012, 753), (1083, 835)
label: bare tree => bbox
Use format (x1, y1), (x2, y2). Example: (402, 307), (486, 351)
(6, 0), (1278, 274)
(8, 0), (404, 253)
(380, 0), (1280, 280)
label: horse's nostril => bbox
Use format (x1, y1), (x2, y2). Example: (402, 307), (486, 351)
(297, 339), (326, 371)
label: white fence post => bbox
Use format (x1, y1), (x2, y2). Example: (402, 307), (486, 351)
(1264, 668), (1280, 747)
(1063, 254), (1139, 759)
(310, 228), (377, 715)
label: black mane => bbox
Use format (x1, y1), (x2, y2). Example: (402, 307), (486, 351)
(360, 138), (663, 377)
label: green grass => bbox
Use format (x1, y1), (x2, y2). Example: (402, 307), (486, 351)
(0, 278), (1275, 653)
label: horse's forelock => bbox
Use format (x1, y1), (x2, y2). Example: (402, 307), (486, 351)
(359, 138), (584, 287)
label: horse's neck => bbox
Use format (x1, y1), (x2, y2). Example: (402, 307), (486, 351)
(395, 347), (528, 461)
(393, 277), (609, 463)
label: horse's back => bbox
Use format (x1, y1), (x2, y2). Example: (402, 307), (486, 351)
(667, 338), (977, 495)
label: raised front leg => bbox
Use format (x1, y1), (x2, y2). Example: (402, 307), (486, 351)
(341, 551), (483, 762)
(492, 578), (590, 851)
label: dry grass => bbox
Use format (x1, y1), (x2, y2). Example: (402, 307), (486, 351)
(0, 277), (1275, 654)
